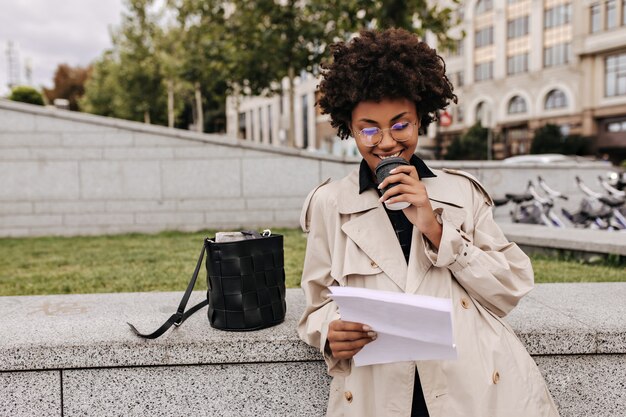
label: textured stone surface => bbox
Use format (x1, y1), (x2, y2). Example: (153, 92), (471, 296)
(534, 354), (626, 417)
(0, 371), (61, 417)
(62, 363), (331, 417)
(0, 161), (80, 200)
(2, 284), (625, 373)
(79, 161), (162, 200)
(242, 157), (321, 197)
(0, 289), (319, 371)
(500, 223), (626, 255)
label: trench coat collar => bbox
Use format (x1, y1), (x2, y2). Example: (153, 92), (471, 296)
(337, 166), (466, 292)
(337, 167), (466, 215)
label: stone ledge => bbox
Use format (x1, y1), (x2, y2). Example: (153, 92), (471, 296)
(1, 283), (624, 372)
(501, 223), (626, 256)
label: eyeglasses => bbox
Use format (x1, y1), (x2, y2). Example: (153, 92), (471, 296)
(354, 121), (418, 147)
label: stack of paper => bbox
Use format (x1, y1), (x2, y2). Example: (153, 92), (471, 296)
(329, 286), (457, 367)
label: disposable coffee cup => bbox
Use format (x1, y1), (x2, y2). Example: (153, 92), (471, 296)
(375, 157), (411, 211)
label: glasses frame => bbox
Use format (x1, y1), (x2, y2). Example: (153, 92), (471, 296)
(354, 121), (419, 147)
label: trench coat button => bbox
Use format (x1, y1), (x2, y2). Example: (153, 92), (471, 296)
(370, 260), (378, 268)
(344, 391), (353, 403)
(492, 371), (500, 384)
(460, 298), (470, 309)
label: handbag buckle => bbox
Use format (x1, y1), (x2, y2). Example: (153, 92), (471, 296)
(262, 229), (271, 237)
(173, 313), (184, 327)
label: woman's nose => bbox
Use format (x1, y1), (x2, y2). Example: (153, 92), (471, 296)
(377, 129), (396, 149)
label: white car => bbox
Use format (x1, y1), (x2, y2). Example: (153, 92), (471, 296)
(502, 154), (573, 164)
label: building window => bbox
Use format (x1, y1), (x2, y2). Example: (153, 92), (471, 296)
(508, 96), (527, 114)
(544, 43), (571, 67)
(450, 39), (464, 57)
(302, 94), (309, 149)
(544, 3), (572, 29)
(605, 52), (626, 97)
(508, 16), (529, 38)
(476, 0), (493, 15)
(507, 53), (529, 75)
(457, 71), (464, 87)
(606, 119), (626, 132)
(475, 62), (493, 82)
(476, 101), (487, 124)
(545, 89), (568, 109)
(606, 0), (617, 29)
(590, 3), (601, 32)
(475, 26), (494, 48)
(238, 112), (246, 139)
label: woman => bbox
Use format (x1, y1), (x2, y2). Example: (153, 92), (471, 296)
(298, 28), (559, 417)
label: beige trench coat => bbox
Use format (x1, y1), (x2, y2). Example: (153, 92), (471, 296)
(298, 167), (559, 417)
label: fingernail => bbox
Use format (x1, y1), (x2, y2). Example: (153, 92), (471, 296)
(362, 325), (371, 331)
(389, 168), (397, 173)
(378, 196), (384, 203)
(371, 334), (377, 341)
(377, 183), (383, 189)
(367, 331), (377, 338)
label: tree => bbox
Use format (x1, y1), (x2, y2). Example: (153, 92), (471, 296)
(445, 122), (488, 160)
(530, 124), (592, 155)
(43, 64), (91, 111)
(115, 0), (168, 125)
(227, 0), (462, 147)
(9, 86), (44, 106)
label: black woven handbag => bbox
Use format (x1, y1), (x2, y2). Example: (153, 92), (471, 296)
(128, 231), (286, 339)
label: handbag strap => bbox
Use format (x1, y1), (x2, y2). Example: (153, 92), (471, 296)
(127, 239), (210, 339)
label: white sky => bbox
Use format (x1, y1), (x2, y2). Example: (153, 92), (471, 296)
(0, 0), (125, 96)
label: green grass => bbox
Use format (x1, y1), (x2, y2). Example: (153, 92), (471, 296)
(0, 229), (623, 296)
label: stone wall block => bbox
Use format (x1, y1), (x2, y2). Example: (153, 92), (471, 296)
(62, 132), (133, 147)
(103, 147), (175, 160)
(177, 198), (245, 211)
(204, 210), (274, 226)
(0, 214), (63, 227)
(79, 161), (162, 199)
(135, 212), (204, 226)
(36, 116), (118, 133)
(242, 158), (320, 197)
(0, 371), (61, 417)
(273, 209), (301, 224)
(161, 160), (241, 199)
(63, 213), (135, 226)
(321, 160), (358, 182)
(0, 161), (80, 200)
(35, 201), (106, 214)
(0, 148), (31, 159)
(246, 197), (305, 210)
(0, 132), (63, 147)
(134, 132), (192, 147)
(106, 200), (177, 212)
(0, 202), (33, 214)
(0, 110), (36, 132)
(173, 145), (245, 159)
(30, 148), (103, 160)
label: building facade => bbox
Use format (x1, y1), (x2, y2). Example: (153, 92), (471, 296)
(439, 0), (626, 162)
(226, 0), (626, 162)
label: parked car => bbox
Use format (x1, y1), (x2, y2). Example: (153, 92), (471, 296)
(502, 154), (574, 164)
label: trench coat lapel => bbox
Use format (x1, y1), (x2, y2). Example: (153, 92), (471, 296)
(404, 173), (467, 294)
(338, 171), (408, 292)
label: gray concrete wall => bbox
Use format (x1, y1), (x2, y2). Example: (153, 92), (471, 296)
(1, 284), (625, 417)
(0, 99), (616, 237)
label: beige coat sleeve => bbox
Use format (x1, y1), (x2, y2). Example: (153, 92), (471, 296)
(297, 185), (350, 376)
(424, 179), (534, 317)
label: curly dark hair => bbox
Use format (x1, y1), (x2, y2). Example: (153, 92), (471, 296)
(317, 28), (457, 139)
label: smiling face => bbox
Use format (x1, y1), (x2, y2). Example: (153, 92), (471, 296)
(351, 98), (420, 173)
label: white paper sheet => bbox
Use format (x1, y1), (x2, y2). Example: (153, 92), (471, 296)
(328, 286), (457, 366)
